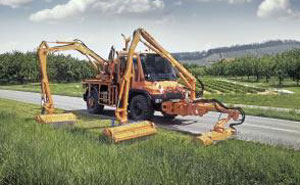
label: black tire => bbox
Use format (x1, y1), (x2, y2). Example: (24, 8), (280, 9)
(86, 89), (104, 114)
(162, 112), (177, 120)
(129, 95), (154, 121)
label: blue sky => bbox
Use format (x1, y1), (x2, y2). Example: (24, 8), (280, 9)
(1, 0), (300, 57)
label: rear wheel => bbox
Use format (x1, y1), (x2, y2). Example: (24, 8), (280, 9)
(86, 89), (104, 114)
(129, 95), (154, 121)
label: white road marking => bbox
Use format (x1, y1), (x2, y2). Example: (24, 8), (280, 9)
(244, 124), (300, 134)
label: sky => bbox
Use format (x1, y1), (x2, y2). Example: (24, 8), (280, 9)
(1, 0), (300, 57)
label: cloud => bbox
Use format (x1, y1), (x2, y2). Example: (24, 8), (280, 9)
(257, 0), (300, 20)
(29, 0), (96, 22)
(174, 1), (182, 6)
(154, 14), (174, 24)
(29, 0), (165, 22)
(0, 0), (32, 8)
(92, 0), (164, 14)
(194, 0), (252, 4)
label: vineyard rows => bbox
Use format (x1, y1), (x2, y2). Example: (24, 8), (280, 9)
(197, 78), (266, 94)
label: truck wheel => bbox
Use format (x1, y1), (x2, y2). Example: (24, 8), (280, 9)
(129, 95), (154, 121)
(86, 89), (104, 114)
(162, 112), (177, 120)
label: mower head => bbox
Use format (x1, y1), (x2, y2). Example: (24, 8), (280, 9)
(103, 121), (157, 143)
(36, 113), (77, 125)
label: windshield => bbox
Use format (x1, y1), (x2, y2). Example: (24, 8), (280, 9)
(140, 54), (177, 81)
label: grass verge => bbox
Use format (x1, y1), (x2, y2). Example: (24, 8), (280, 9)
(206, 93), (300, 110)
(243, 108), (300, 122)
(0, 98), (300, 184)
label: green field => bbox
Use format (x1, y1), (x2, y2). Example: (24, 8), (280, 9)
(1, 98), (300, 184)
(198, 77), (300, 110)
(201, 78), (266, 94)
(243, 108), (300, 122)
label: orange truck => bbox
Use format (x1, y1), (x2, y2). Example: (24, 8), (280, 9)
(36, 28), (245, 145)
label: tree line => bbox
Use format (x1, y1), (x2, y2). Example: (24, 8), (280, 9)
(1, 49), (299, 85)
(0, 51), (97, 84)
(184, 49), (300, 85)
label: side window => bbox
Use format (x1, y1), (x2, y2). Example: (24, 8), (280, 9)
(118, 56), (139, 82)
(133, 58), (139, 81)
(119, 57), (127, 78)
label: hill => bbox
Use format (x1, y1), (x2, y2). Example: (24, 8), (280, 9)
(173, 40), (300, 65)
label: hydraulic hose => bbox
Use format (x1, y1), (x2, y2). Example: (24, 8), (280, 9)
(193, 98), (246, 129)
(195, 76), (205, 97)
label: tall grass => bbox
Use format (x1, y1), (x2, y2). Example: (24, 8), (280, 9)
(0, 98), (300, 185)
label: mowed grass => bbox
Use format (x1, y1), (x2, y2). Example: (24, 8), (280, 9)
(214, 77), (300, 109)
(243, 108), (300, 122)
(0, 82), (84, 97)
(206, 93), (300, 109)
(205, 77), (300, 109)
(1, 99), (300, 184)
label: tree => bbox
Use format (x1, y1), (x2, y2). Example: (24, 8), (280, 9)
(0, 51), (97, 84)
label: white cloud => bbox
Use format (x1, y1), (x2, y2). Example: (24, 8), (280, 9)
(154, 14), (174, 24)
(0, 0), (32, 8)
(29, 0), (96, 22)
(29, 0), (164, 22)
(194, 0), (252, 4)
(174, 1), (182, 6)
(93, 0), (164, 14)
(257, 0), (300, 20)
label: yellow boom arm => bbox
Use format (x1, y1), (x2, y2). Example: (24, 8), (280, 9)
(37, 40), (107, 115)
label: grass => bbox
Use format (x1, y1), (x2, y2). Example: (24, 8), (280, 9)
(0, 82), (84, 97)
(243, 108), (300, 122)
(205, 93), (300, 109)
(1, 98), (300, 184)
(201, 78), (265, 94)
(203, 77), (300, 110)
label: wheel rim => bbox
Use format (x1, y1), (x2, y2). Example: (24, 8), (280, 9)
(133, 102), (143, 116)
(88, 97), (95, 108)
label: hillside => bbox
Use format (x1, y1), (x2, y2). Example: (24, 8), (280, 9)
(173, 40), (300, 65)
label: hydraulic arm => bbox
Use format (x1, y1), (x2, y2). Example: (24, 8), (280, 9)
(36, 40), (107, 123)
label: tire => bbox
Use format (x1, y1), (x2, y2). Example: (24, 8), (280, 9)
(86, 89), (104, 114)
(162, 112), (177, 120)
(129, 95), (154, 121)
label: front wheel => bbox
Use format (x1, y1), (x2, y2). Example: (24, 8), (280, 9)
(86, 89), (104, 114)
(129, 95), (154, 121)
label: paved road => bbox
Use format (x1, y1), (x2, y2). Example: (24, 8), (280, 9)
(0, 89), (299, 149)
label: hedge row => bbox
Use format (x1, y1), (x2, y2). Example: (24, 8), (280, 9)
(0, 51), (97, 83)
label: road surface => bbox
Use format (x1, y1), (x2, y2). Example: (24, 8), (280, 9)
(0, 89), (299, 149)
